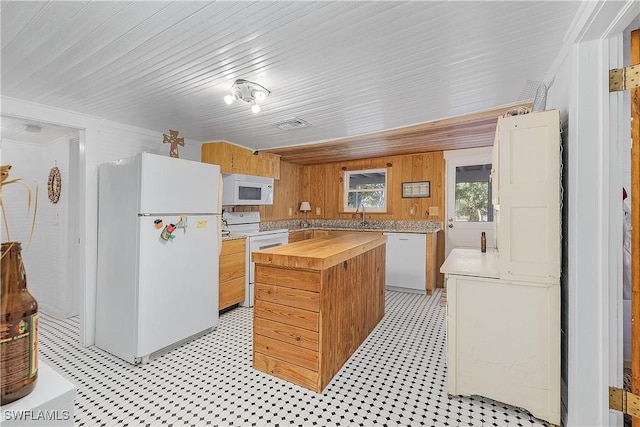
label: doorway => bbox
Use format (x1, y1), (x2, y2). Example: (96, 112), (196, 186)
(443, 147), (494, 257)
(1, 115), (83, 319)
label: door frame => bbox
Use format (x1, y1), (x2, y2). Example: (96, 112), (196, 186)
(566, 2), (639, 426)
(443, 146), (494, 257)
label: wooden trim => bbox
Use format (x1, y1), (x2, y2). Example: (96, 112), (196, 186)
(264, 104), (532, 165)
(631, 28), (640, 426)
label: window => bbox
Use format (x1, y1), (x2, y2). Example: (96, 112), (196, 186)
(344, 168), (387, 212)
(454, 163), (493, 222)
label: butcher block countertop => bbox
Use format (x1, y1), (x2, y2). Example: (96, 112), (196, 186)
(251, 233), (387, 271)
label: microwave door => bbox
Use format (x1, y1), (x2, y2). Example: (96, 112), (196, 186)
(238, 185), (262, 202)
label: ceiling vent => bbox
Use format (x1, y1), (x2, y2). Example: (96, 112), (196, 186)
(274, 117), (312, 131)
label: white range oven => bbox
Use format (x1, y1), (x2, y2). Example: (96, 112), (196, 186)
(222, 211), (288, 307)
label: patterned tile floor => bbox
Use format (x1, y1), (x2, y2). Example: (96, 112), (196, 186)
(39, 290), (546, 426)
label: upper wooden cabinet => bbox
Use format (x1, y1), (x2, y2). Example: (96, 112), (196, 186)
(201, 141), (280, 179)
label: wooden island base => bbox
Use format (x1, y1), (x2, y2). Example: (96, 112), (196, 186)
(251, 233), (387, 392)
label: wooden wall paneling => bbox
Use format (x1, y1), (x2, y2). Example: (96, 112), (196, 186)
(260, 160), (303, 221)
(299, 151), (445, 222)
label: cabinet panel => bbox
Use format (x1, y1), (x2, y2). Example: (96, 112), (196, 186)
(202, 142), (280, 179)
(220, 238), (245, 256)
(446, 274), (560, 425)
(219, 239), (246, 310)
(219, 251), (245, 282)
(494, 110), (560, 282)
(219, 276), (245, 309)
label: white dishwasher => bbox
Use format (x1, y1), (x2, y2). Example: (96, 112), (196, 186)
(383, 232), (426, 293)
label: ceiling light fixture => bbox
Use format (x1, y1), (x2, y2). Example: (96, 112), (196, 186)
(223, 79), (270, 114)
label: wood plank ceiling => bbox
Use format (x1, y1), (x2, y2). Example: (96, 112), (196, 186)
(1, 2), (582, 161)
(265, 104), (530, 164)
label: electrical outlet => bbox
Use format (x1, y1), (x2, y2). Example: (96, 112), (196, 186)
(315, 207), (321, 216)
(409, 206), (415, 216)
(428, 206), (439, 216)
(288, 207), (293, 216)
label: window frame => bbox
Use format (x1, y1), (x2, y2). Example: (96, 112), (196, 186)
(342, 167), (388, 213)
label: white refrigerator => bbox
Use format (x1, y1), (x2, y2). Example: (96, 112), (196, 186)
(95, 152), (222, 364)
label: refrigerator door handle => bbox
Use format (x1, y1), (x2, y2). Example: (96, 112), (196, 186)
(218, 173), (223, 256)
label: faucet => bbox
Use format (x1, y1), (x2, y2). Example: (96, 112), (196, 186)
(355, 203), (366, 226)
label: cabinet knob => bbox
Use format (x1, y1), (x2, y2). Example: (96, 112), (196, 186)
(448, 223), (454, 228)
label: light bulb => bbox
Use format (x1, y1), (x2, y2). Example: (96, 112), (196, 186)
(224, 94), (234, 105)
(254, 90), (266, 102)
(251, 104), (261, 113)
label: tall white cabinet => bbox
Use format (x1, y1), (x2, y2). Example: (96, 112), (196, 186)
(442, 110), (561, 426)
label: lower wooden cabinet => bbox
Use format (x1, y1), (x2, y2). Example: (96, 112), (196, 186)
(219, 239), (246, 310)
(288, 230), (314, 242)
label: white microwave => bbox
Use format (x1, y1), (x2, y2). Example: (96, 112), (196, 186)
(222, 174), (274, 205)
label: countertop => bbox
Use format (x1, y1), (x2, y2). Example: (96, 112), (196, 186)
(252, 233), (388, 271)
(222, 234), (246, 242)
(439, 248), (500, 279)
(265, 219), (441, 234)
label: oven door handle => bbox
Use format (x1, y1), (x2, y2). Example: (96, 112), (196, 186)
(259, 243), (282, 250)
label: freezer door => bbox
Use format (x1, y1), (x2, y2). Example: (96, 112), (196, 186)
(139, 153), (221, 214)
(136, 214), (219, 358)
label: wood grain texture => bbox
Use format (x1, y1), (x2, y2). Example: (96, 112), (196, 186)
(254, 299), (319, 332)
(255, 265), (320, 292)
(426, 233), (437, 295)
(254, 317), (319, 351)
(253, 352), (318, 391)
(219, 239), (246, 310)
(201, 141), (280, 178)
(252, 233), (387, 270)
(255, 282), (320, 312)
(254, 334), (319, 371)
(219, 250), (245, 282)
(265, 105), (531, 165)
(301, 152), (445, 223)
(219, 276), (245, 309)
(253, 238), (385, 392)
(220, 238), (245, 256)
(631, 29), (640, 416)
(233, 151), (444, 223)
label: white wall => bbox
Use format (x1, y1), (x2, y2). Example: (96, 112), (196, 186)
(1, 96), (203, 346)
(2, 137), (76, 318)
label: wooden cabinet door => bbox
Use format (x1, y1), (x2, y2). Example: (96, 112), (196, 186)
(219, 239), (246, 310)
(289, 231), (305, 243)
(201, 142), (232, 173)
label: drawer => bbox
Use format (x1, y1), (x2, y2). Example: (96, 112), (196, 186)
(254, 300), (318, 332)
(220, 238), (246, 256)
(255, 266), (320, 292)
(220, 251), (245, 282)
(255, 283), (319, 312)
(254, 334), (318, 371)
(219, 276), (245, 310)
(254, 317), (318, 351)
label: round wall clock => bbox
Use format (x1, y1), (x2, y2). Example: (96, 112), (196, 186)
(48, 166), (61, 203)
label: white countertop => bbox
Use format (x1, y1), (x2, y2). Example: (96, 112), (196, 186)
(440, 248), (500, 279)
(1, 361), (76, 426)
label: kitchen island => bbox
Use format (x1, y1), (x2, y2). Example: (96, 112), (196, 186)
(251, 233), (387, 392)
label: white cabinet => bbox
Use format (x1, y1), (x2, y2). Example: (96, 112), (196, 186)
(442, 110), (562, 426)
(493, 109), (561, 283)
(443, 253), (560, 425)
(383, 232), (426, 293)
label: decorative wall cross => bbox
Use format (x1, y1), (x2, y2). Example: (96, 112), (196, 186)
(163, 129), (185, 158)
